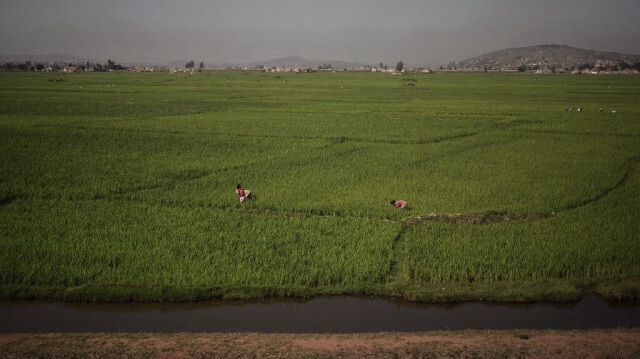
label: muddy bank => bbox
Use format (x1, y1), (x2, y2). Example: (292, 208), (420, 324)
(2, 329), (640, 359)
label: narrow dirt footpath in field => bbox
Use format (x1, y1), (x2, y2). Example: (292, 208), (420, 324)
(1, 329), (639, 358)
(404, 210), (547, 225)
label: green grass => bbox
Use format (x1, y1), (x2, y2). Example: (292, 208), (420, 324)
(0, 71), (638, 302)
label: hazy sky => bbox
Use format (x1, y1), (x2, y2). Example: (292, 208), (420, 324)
(2, 0), (639, 66)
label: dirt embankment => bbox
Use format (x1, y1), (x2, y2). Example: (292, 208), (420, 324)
(1, 329), (639, 358)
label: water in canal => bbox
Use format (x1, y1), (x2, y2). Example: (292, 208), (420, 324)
(1, 295), (638, 333)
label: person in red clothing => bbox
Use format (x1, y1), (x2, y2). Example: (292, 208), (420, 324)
(236, 184), (252, 202)
(390, 200), (408, 209)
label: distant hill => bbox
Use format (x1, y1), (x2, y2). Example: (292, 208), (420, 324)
(208, 56), (371, 70)
(456, 45), (640, 71)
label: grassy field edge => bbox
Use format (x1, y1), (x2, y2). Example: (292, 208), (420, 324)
(1, 277), (638, 303)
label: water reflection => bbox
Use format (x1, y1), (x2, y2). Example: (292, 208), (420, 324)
(1, 295), (638, 333)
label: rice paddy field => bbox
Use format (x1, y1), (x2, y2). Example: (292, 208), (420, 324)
(0, 70), (638, 302)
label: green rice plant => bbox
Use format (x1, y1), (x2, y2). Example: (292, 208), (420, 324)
(1, 71), (638, 301)
(399, 160), (640, 283)
(0, 199), (400, 290)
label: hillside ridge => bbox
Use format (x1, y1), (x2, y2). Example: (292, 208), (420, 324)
(456, 44), (640, 71)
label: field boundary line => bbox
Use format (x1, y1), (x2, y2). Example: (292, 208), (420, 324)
(29, 123), (186, 136)
(402, 210), (550, 225)
(25, 123), (482, 146)
(515, 127), (640, 138)
(563, 158), (639, 212)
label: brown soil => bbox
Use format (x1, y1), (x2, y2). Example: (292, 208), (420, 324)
(1, 329), (639, 358)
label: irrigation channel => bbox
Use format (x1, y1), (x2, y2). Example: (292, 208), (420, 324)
(1, 295), (639, 333)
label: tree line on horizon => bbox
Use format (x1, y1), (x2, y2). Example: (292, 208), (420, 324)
(1, 59), (126, 72)
(3, 57), (639, 74)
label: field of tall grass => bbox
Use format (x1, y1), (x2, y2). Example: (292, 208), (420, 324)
(0, 71), (638, 302)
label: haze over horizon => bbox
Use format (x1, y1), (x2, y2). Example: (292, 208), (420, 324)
(2, 0), (639, 67)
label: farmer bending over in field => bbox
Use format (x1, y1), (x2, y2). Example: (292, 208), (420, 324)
(390, 200), (408, 209)
(236, 184), (252, 203)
